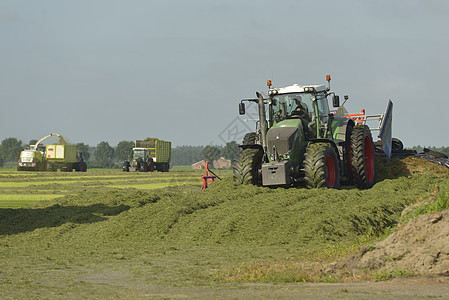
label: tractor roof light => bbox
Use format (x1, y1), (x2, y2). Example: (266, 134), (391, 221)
(304, 87), (315, 93)
(267, 80), (272, 87)
(326, 75), (331, 91)
(268, 89), (278, 96)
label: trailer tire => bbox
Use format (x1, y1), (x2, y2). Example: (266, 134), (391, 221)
(233, 148), (263, 186)
(392, 138), (404, 153)
(304, 142), (340, 189)
(351, 125), (376, 189)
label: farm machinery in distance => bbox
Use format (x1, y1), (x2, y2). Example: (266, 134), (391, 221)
(233, 75), (393, 189)
(123, 138), (171, 172)
(17, 133), (87, 172)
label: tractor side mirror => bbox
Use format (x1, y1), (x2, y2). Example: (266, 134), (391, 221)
(332, 95), (340, 107)
(239, 102), (246, 115)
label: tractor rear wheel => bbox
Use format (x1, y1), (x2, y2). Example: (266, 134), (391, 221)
(350, 125), (375, 189)
(233, 148), (263, 185)
(304, 142), (340, 189)
(141, 162), (149, 172)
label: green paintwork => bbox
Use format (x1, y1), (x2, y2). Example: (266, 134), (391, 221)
(330, 117), (342, 140)
(266, 118), (307, 164)
(271, 118), (301, 129)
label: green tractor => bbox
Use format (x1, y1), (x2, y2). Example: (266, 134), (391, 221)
(122, 139), (171, 172)
(233, 75), (392, 189)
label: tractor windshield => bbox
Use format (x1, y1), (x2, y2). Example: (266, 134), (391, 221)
(133, 149), (146, 159)
(270, 93), (314, 123)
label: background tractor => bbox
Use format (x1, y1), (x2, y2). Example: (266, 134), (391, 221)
(233, 75), (392, 189)
(123, 138), (171, 172)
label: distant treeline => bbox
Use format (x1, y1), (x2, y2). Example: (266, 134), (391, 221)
(0, 137), (240, 168)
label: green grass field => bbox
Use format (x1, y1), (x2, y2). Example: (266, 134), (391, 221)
(1, 161), (448, 298)
(0, 168), (210, 208)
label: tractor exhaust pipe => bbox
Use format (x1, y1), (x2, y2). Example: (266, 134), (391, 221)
(256, 92), (268, 153)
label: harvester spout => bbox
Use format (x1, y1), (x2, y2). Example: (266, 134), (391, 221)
(33, 133), (63, 149)
(256, 92), (268, 153)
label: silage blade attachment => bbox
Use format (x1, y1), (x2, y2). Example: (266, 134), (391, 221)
(377, 100), (393, 160)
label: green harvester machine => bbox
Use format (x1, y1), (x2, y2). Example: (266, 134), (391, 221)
(18, 133), (87, 172)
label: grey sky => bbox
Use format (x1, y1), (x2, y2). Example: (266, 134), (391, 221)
(1, 0), (448, 147)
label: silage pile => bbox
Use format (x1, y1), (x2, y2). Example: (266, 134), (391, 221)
(328, 156), (449, 277)
(328, 206), (449, 277)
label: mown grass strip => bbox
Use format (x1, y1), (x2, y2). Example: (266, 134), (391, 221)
(0, 194), (64, 208)
(0, 174), (199, 181)
(0, 177), (200, 188)
(108, 180), (201, 189)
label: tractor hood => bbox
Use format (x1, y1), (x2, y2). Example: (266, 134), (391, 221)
(266, 118), (302, 161)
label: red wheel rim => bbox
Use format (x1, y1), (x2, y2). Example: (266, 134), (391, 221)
(326, 155), (336, 187)
(364, 136), (375, 182)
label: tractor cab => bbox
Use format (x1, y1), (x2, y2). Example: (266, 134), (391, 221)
(267, 83), (333, 140)
(132, 148), (147, 160)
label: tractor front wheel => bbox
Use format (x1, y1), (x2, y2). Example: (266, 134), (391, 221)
(350, 125), (375, 189)
(233, 148), (263, 185)
(123, 162), (130, 172)
(304, 142), (341, 189)
(242, 132), (258, 145)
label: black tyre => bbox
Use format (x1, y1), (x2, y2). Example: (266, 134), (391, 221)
(243, 132), (257, 145)
(233, 148), (263, 185)
(140, 162), (149, 172)
(304, 142), (341, 189)
(341, 122), (354, 185)
(82, 162), (87, 172)
(392, 138), (403, 153)
(350, 125), (375, 189)
(123, 162), (130, 172)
